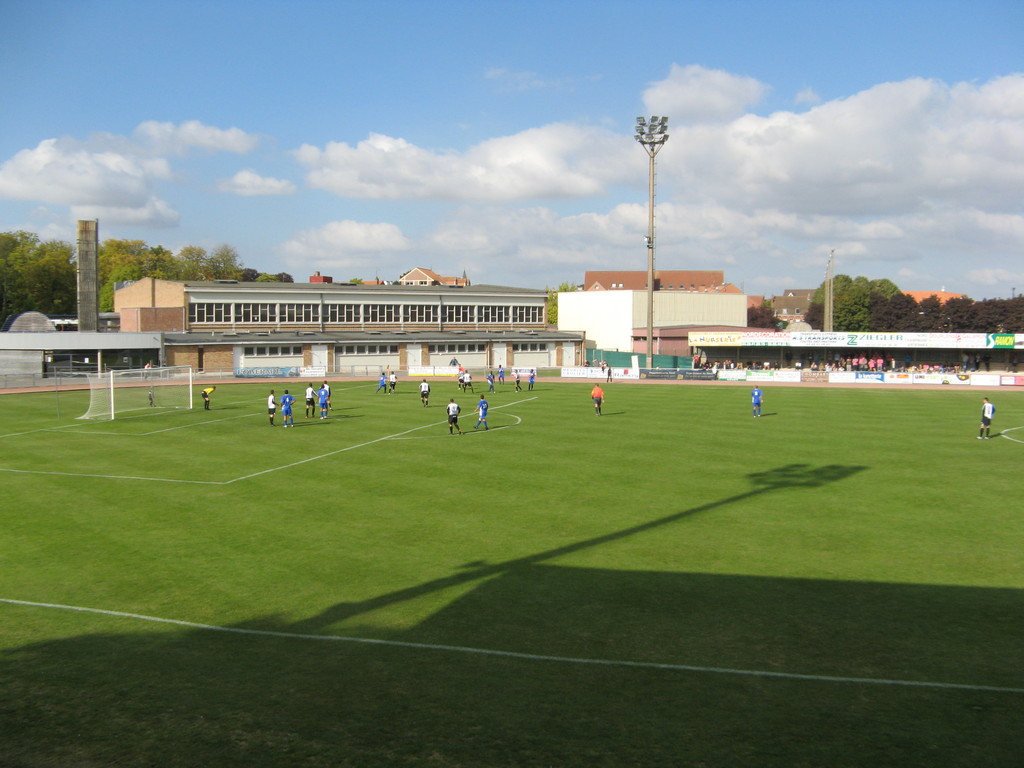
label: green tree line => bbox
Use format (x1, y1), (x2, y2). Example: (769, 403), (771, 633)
(802, 274), (1024, 332)
(0, 231), (292, 322)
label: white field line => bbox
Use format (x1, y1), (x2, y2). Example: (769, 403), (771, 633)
(2, 597), (1021, 695)
(47, 412), (254, 437)
(0, 397), (539, 484)
(0, 399), (259, 440)
(227, 398), (536, 483)
(998, 425), (1024, 443)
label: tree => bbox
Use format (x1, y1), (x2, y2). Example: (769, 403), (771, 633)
(208, 245), (244, 281)
(942, 296), (977, 332)
(0, 231), (41, 321)
(275, 272), (294, 283)
(177, 246), (210, 280)
(869, 278), (902, 299)
(833, 282), (872, 331)
(20, 240), (76, 315)
(915, 296), (943, 331)
(747, 303), (777, 328)
(811, 273), (907, 331)
(803, 301), (824, 330)
(870, 292), (919, 331)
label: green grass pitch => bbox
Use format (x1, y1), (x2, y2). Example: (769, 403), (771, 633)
(1, 379), (1022, 767)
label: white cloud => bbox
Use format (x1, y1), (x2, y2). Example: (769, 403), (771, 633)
(642, 64), (768, 123)
(0, 138), (170, 207)
(71, 197), (180, 227)
(662, 75), (1024, 219)
(794, 87), (820, 105)
(294, 123), (629, 202)
(966, 267), (1024, 287)
(218, 170), (296, 196)
(0, 120), (260, 228)
(280, 220), (412, 275)
(133, 120), (258, 155)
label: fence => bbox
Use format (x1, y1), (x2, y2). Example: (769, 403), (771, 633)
(585, 348), (694, 369)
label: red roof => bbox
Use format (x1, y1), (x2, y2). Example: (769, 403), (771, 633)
(584, 270), (736, 293)
(904, 290), (967, 304)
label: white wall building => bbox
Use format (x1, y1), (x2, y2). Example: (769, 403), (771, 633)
(558, 290), (747, 351)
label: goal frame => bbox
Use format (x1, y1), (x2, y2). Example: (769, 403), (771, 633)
(77, 365), (195, 420)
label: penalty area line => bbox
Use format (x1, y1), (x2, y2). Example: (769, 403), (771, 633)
(998, 426), (1024, 443)
(2, 598), (1022, 695)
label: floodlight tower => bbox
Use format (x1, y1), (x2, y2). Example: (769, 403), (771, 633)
(824, 249), (835, 332)
(635, 116), (669, 367)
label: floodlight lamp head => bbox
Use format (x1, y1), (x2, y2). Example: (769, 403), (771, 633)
(636, 116), (646, 125)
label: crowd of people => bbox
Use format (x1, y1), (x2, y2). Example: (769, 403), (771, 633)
(695, 352), (1013, 373)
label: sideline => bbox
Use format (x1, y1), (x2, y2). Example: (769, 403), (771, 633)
(2, 597), (1021, 695)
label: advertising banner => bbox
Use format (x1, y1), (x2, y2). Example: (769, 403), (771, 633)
(911, 373), (972, 385)
(800, 370), (829, 383)
(560, 367), (638, 380)
(680, 370), (720, 381)
(882, 373), (914, 384)
(234, 366), (299, 378)
(718, 369), (748, 381)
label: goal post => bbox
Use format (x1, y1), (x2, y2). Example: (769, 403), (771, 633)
(77, 366), (195, 420)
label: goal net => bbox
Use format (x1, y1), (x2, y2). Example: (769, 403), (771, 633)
(77, 366), (194, 420)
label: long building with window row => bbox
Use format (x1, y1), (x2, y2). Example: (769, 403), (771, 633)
(114, 277), (582, 374)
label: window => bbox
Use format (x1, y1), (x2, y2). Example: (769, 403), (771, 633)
(443, 305), (474, 323)
(428, 343), (486, 353)
(364, 304), (398, 323)
(512, 342), (547, 352)
(403, 304), (438, 323)
(478, 305), (509, 323)
(189, 303), (230, 323)
(339, 344), (399, 355)
(234, 303), (277, 323)
(244, 345), (302, 357)
(511, 305), (543, 323)
(324, 304), (360, 323)
(279, 303), (319, 323)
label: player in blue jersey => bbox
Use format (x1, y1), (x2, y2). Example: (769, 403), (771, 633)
(528, 369), (536, 390)
(751, 386), (764, 417)
(318, 384), (330, 419)
(475, 395), (489, 430)
(486, 371), (495, 392)
(280, 389), (296, 428)
(375, 372), (387, 393)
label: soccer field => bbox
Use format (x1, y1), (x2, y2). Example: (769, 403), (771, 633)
(1, 380), (1022, 767)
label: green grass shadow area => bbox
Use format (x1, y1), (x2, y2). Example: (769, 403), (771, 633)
(2, 564), (1022, 768)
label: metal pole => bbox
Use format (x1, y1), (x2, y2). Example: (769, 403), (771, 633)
(647, 150), (656, 367)
(635, 116), (669, 369)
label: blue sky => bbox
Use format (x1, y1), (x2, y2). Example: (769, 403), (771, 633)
(1, 0), (1021, 298)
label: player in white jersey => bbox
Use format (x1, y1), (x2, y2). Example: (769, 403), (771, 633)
(446, 399), (463, 435)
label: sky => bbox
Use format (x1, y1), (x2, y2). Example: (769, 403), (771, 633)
(1, 0), (1022, 299)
